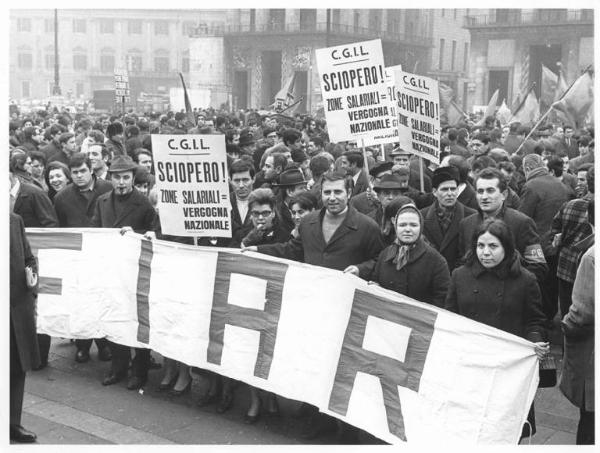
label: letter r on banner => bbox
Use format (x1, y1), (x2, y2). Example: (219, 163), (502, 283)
(328, 289), (437, 441)
(208, 253), (287, 379)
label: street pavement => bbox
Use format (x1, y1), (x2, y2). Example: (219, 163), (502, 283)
(18, 324), (580, 445)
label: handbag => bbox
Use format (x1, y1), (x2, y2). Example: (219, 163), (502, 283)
(538, 355), (557, 388)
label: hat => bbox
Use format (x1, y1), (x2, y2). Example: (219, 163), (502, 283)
(369, 161), (394, 177)
(391, 165), (410, 178)
(390, 147), (411, 157)
(291, 148), (309, 163)
(432, 166), (460, 189)
(373, 174), (405, 192)
(273, 168), (307, 187)
(108, 155), (137, 173)
(174, 112), (186, 122)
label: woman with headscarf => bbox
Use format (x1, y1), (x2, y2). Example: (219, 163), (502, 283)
(369, 203), (450, 308)
(445, 218), (549, 440)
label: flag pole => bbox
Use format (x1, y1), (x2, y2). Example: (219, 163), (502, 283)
(361, 138), (372, 191)
(419, 157), (425, 193)
(554, 64), (593, 104)
(507, 83), (536, 125)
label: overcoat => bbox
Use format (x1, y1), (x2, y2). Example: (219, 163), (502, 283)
(370, 239), (450, 308)
(54, 177), (113, 227)
(10, 213), (41, 372)
(13, 182), (59, 228)
(91, 188), (156, 232)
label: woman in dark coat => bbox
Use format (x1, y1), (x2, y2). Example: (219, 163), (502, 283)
(445, 218), (549, 440)
(370, 203), (450, 308)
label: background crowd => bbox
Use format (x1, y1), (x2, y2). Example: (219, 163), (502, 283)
(8, 103), (595, 444)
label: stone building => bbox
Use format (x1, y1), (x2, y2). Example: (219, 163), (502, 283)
(464, 8), (594, 112)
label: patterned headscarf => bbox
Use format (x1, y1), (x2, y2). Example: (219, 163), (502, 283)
(392, 203), (423, 271)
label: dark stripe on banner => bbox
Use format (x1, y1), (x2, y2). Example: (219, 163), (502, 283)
(136, 239), (153, 344)
(39, 277), (62, 295)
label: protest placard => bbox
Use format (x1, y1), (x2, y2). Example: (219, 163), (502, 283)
(151, 134), (231, 237)
(393, 69), (441, 164)
(28, 228), (539, 445)
(316, 39), (391, 144)
(114, 68), (130, 104)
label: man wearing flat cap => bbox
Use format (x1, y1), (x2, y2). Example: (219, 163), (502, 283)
(273, 167), (308, 235)
(421, 166), (476, 271)
(91, 155), (156, 390)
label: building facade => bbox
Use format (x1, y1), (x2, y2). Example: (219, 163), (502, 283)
(464, 8), (594, 112)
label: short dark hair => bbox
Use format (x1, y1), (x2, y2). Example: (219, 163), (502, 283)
(475, 167), (507, 192)
(88, 142), (109, 159)
(546, 157), (564, 177)
(471, 155), (497, 174)
(498, 161), (516, 174)
(446, 155), (470, 183)
(229, 159), (256, 178)
(309, 155), (331, 178)
(268, 152), (288, 173)
(88, 129), (105, 143)
(44, 161), (72, 187)
(289, 191), (318, 212)
(30, 150), (47, 166)
(248, 188), (276, 210)
(322, 170), (352, 192)
(281, 128), (302, 146)
(344, 151), (364, 168)
(58, 132), (75, 145)
(466, 218), (516, 267)
(68, 152), (92, 170)
(133, 148), (152, 162)
(578, 136), (592, 147)
(447, 128), (458, 141)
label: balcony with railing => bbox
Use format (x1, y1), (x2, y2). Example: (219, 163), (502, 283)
(189, 22), (432, 47)
(464, 9), (594, 29)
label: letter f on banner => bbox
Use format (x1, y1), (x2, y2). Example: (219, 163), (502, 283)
(329, 289), (437, 441)
(208, 253), (288, 379)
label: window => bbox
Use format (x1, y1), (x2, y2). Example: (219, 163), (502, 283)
(76, 82), (84, 97)
(154, 55), (169, 72)
(73, 54), (87, 71)
(463, 42), (469, 72)
(441, 9), (445, 18)
(73, 19), (86, 33)
(18, 52), (33, 70)
(454, 9), (457, 20)
(182, 22), (195, 36)
(182, 52), (190, 72)
(155, 20), (168, 35)
(300, 9), (317, 30)
(268, 9), (285, 30)
(45, 53), (55, 70)
(100, 54), (115, 72)
(354, 11), (360, 29)
(45, 19), (54, 33)
(127, 53), (143, 72)
(451, 40), (457, 71)
(99, 19), (114, 34)
(17, 18), (31, 32)
(128, 20), (142, 34)
(439, 38), (445, 70)
(22, 80), (31, 98)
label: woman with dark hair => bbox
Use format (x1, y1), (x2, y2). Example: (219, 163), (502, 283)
(445, 218), (549, 440)
(9, 150), (39, 188)
(44, 161), (72, 202)
(369, 203), (450, 307)
(288, 191), (318, 238)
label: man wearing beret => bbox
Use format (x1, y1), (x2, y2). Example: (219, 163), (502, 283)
(421, 166), (476, 271)
(91, 156), (157, 390)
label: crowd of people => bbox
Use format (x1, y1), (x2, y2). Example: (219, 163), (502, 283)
(9, 104), (595, 444)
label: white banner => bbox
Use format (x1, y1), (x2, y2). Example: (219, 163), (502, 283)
(316, 39), (392, 145)
(151, 135), (231, 238)
(28, 228), (539, 445)
(393, 70), (442, 164)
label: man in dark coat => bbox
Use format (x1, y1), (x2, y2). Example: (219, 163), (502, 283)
(421, 166), (476, 271)
(10, 212), (40, 443)
(48, 132), (78, 166)
(54, 152), (113, 363)
(519, 154), (571, 322)
(105, 122), (126, 160)
(39, 124), (64, 161)
(91, 156), (156, 390)
(340, 151), (370, 196)
(443, 154), (479, 210)
(272, 167), (308, 236)
(227, 160), (256, 248)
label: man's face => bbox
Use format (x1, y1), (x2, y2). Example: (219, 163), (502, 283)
(231, 170), (254, 201)
(283, 150), (293, 164)
(393, 155), (410, 168)
(476, 177), (506, 214)
(111, 170), (134, 196)
(470, 139), (486, 156)
(135, 183), (149, 197)
(262, 156), (281, 180)
(322, 179), (349, 215)
(501, 127), (510, 143)
(138, 153), (153, 172)
(433, 179), (458, 208)
(562, 156), (569, 173)
(88, 145), (107, 170)
(579, 144), (589, 156)
(577, 170), (588, 188)
(376, 188), (403, 209)
(33, 128), (44, 143)
(266, 118), (277, 129)
(555, 127), (564, 139)
(71, 163), (93, 189)
(63, 137), (77, 154)
(31, 159), (44, 178)
(564, 127), (573, 139)
(287, 183), (307, 199)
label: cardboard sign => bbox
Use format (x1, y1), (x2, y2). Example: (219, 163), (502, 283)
(316, 39), (390, 144)
(151, 135), (231, 237)
(394, 70), (442, 164)
(114, 68), (130, 105)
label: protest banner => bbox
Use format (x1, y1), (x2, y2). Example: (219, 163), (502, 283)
(114, 68), (130, 106)
(151, 134), (231, 237)
(393, 69), (442, 164)
(316, 39), (391, 144)
(28, 227), (539, 445)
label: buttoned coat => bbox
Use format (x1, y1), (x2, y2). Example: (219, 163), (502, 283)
(370, 239), (450, 308)
(445, 255), (546, 342)
(257, 206), (384, 279)
(13, 182), (58, 228)
(91, 188), (156, 232)
(54, 177), (113, 227)
(10, 213), (41, 372)
(421, 201), (476, 271)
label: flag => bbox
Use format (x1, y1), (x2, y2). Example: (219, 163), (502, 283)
(438, 82), (454, 109)
(511, 90), (539, 126)
(540, 64), (558, 108)
(552, 70), (594, 128)
(475, 89), (499, 126)
(550, 67), (571, 125)
(273, 72), (296, 112)
(178, 72), (196, 126)
(447, 101), (468, 126)
(496, 100), (513, 125)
